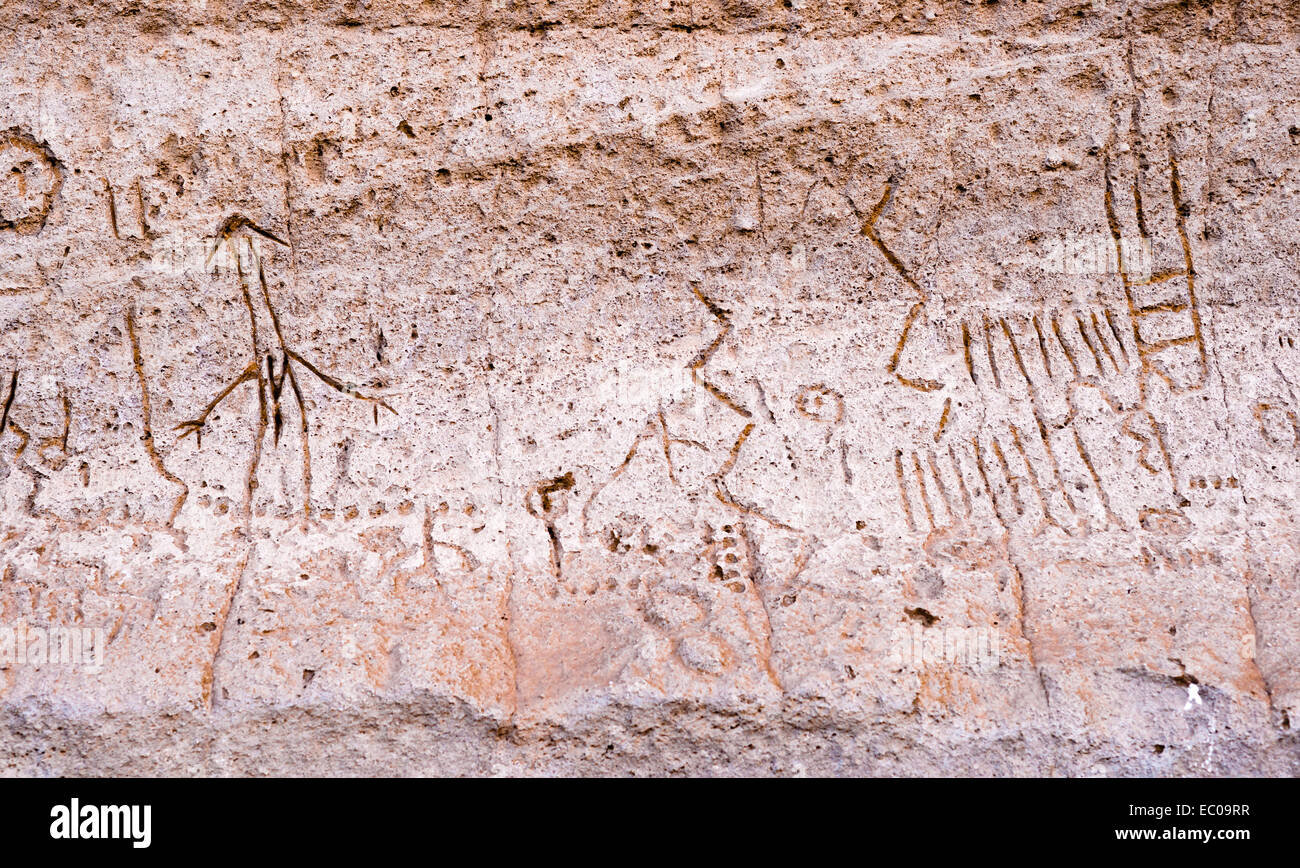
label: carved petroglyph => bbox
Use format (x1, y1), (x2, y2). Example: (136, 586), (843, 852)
(0, 370), (15, 445)
(573, 280), (854, 682)
(173, 215), (397, 518)
(1104, 144), (1208, 395)
(525, 471), (575, 586)
(101, 177), (152, 242)
(794, 384), (844, 425)
(0, 130), (62, 236)
(126, 303), (188, 525)
(0, 136), (67, 508)
(1255, 401), (1300, 448)
(885, 122), (1218, 536)
(0, 363), (83, 518)
(4, 7), (1300, 776)
(863, 180), (942, 394)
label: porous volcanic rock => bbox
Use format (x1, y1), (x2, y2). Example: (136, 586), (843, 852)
(0, 0), (1298, 776)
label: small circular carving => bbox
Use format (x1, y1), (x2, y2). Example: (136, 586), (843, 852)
(795, 383), (844, 424)
(0, 129), (63, 236)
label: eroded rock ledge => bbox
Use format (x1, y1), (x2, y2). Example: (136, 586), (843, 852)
(1, 0), (1298, 775)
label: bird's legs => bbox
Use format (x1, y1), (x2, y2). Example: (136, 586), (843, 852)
(284, 348), (395, 416)
(244, 240), (396, 419)
(174, 360), (261, 450)
(179, 227), (398, 518)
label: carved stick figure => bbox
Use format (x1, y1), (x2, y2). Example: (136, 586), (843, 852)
(614, 283), (815, 597)
(176, 214), (396, 516)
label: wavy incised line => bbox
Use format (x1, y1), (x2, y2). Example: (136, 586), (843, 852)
(126, 304), (188, 525)
(861, 182), (942, 392)
(686, 284), (753, 418)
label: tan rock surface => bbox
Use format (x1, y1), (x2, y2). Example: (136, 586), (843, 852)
(0, 0), (1298, 775)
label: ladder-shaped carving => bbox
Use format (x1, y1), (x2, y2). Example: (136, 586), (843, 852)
(1104, 145), (1208, 394)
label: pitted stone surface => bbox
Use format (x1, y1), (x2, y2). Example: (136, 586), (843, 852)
(0, 0), (1298, 775)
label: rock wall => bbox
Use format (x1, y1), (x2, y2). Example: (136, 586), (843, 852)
(1, 0), (1298, 775)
